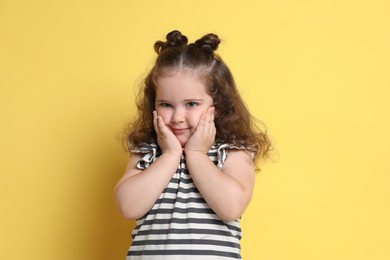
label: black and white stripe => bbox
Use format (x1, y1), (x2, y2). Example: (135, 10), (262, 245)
(127, 143), (244, 259)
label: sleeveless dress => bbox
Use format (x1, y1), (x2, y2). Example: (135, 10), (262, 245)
(126, 143), (245, 260)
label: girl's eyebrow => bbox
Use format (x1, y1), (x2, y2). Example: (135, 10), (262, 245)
(156, 98), (204, 102)
(184, 99), (204, 102)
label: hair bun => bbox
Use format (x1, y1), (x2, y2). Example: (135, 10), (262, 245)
(154, 30), (188, 54)
(195, 33), (221, 52)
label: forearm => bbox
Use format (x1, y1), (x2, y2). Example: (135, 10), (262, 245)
(114, 152), (181, 219)
(185, 151), (252, 221)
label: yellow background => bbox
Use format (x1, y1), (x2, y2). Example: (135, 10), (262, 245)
(1, 0), (389, 259)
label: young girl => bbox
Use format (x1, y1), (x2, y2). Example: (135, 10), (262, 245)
(115, 30), (271, 259)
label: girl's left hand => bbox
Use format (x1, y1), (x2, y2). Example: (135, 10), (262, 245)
(185, 106), (216, 154)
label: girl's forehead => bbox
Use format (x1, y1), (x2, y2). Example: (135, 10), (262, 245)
(157, 73), (202, 88)
(157, 67), (208, 82)
(158, 68), (205, 85)
(155, 69), (212, 100)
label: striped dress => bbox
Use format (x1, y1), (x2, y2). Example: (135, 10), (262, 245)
(126, 143), (244, 260)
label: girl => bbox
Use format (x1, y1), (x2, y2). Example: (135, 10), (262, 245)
(115, 30), (271, 259)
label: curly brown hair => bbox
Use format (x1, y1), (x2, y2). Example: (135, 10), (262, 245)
(124, 30), (271, 161)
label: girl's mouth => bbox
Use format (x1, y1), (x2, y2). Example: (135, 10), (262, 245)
(170, 127), (189, 135)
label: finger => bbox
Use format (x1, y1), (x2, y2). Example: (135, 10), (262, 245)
(209, 106), (215, 124)
(154, 112), (169, 137)
(195, 107), (214, 134)
(153, 111), (161, 135)
(198, 112), (208, 130)
(203, 107), (215, 131)
(157, 115), (168, 135)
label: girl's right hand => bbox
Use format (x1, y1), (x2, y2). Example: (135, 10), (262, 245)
(153, 111), (183, 156)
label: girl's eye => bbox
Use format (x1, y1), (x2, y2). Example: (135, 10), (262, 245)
(160, 103), (172, 108)
(187, 102), (198, 108)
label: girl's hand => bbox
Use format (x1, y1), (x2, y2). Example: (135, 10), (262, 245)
(153, 111), (183, 156)
(185, 106), (216, 154)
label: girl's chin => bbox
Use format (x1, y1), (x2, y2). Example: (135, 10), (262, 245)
(179, 140), (188, 147)
(177, 137), (189, 147)
(173, 133), (190, 147)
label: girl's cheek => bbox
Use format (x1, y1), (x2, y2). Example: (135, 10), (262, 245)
(196, 112), (205, 125)
(157, 110), (169, 124)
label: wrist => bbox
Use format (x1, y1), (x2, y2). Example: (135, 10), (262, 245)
(162, 148), (183, 157)
(184, 148), (208, 157)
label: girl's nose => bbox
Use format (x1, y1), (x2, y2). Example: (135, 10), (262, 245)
(172, 108), (185, 123)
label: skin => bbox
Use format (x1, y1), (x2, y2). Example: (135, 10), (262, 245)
(114, 69), (255, 221)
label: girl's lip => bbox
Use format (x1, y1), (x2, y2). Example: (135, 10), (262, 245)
(170, 127), (189, 134)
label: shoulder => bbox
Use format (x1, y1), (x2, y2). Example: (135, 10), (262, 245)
(115, 143), (159, 188)
(210, 142), (254, 169)
(130, 143), (159, 154)
(223, 149), (254, 171)
(129, 143), (160, 170)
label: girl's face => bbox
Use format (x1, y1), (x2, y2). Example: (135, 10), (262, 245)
(155, 70), (214, 147)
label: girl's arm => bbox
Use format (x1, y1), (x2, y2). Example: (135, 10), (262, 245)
(114, 151), (181, 220)
(114, 112), (183, 220)
(185, 149), (255, 221)
(184, 107), (255, 221)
